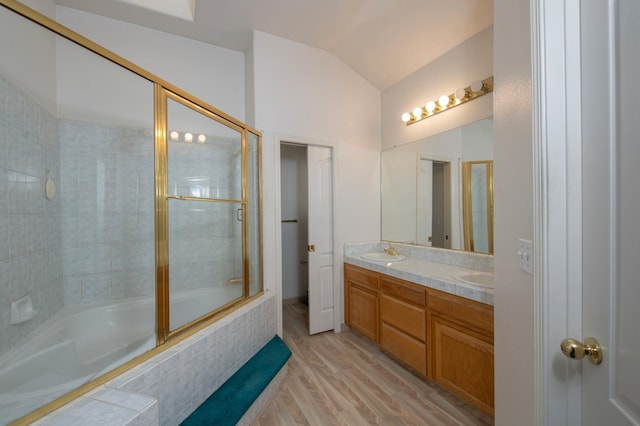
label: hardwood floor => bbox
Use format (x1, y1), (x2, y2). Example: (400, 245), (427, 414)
(253, 303), (494, 425)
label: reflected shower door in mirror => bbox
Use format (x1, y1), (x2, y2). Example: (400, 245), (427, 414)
(381, 118), (493, 253)
(462, 161), (494, 254)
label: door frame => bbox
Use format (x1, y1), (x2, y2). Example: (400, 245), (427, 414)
(531, 0), (585, 423)
(274, 135), (340, 336)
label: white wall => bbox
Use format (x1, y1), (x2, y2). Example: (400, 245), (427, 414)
(493, 0), (534, 424)
(461, 118), (493, 161)
(56, 6), (245, 121)
(0, 0), (57, 114)
(382, 26), (494, 151)
(250, 31), (381, 331)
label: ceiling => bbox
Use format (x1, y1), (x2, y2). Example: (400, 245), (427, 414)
(54, 0), (493, 90)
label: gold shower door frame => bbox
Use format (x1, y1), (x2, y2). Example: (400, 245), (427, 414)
(462, 160), (494, 254)
(155, 88), (256, 342)
(2, 1), (264, 423)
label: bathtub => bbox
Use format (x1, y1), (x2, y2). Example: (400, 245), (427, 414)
(0, 286), (241, 425)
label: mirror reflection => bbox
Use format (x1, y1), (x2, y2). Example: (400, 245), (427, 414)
(381, 118), (493, 253)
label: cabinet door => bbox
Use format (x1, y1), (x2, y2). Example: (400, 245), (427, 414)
(347, 284), (379, 342)
(432, 316), (494, 416)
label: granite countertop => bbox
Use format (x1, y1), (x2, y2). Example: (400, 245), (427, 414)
(344, 253), (494, 306)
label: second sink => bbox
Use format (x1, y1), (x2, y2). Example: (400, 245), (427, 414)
(454, 271), (494, 288)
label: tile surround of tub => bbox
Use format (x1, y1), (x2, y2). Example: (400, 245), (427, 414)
(0, 75), (63, 359)
(33, 292), (277, 426)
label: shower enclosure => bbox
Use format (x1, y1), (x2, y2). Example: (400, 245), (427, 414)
(0, 2), (262, 424)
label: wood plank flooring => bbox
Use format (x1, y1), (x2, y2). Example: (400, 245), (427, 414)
(253, 303), (494, 425)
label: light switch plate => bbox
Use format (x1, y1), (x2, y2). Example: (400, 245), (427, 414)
(518, 238), (533, 274)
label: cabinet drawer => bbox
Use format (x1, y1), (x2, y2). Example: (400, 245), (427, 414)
(381, 295), (425, 341)
(427, 290), (493, 337)
(345, 264), (379, 291)
(381, 323), (426, 375)
(380, 276), (426, 307)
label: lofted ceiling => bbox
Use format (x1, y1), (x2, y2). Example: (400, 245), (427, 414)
(54, 0), (493, 90)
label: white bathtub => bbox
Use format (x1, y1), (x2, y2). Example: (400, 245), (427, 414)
(0, 286), (241, 425)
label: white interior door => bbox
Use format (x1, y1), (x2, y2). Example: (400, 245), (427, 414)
(417, 158), (433, 246)
(307, 146), (334, 335)
(578, 0), (640, 423)
(546, 0), (640, 423)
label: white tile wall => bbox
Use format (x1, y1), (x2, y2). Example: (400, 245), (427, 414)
(0, 76), (63, 359)
(58, 120), (157, 306)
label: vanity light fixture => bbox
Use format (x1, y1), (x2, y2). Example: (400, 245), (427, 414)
(184, 132), (193, 143)
(401, 76), (493, 125)
(197, 134), (206, 144)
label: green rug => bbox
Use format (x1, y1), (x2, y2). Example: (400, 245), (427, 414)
(181, 335), (291, 426)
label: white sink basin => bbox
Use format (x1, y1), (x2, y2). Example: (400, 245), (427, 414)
(454, 271), (494, 288)
(360, 252), (407, 263)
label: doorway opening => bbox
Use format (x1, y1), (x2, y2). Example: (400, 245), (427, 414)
(279, 142), (335, 336)
(417, 158), (452, 248)
(280, 144), (309, 308)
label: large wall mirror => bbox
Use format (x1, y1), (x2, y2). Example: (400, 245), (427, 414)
(381, 118), (493, 254)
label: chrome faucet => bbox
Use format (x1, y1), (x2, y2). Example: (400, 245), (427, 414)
(384, 244), (399, 256)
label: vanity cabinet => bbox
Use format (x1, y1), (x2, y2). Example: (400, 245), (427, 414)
(427, 289), (494, 416)
(380, 276), (427, 375)
(344, 264), (379, 342)
(343, 263), (495, 417)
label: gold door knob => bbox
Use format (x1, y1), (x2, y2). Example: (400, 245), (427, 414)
(560, 337), (603, 365)
(307, 244), (315, 252)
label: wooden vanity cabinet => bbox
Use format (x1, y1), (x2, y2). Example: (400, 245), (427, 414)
(427, 289), (495, 416)
(343, 263), (495, 417)
(379, 276), (427, 375)
(344, 264), (380, 342)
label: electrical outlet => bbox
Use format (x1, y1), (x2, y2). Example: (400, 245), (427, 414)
(518, 239), (533, 274)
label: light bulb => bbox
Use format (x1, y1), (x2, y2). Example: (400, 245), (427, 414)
(425, 101), (436, 113)
(198, 134), (206, 144)
(438, 95), (450, 108)
(426, 101), (436, 113)
(401, 112), (411, 123)
(454, 88), (467, 101)
(412, 107), (423, 119)
(169, 131), (179, 141)
(471, 80), (484, 93)
(184, 132), (193, 143)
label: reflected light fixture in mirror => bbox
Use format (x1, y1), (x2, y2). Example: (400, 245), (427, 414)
(401, 76), (493, 125)
(169, 131), (208, 144)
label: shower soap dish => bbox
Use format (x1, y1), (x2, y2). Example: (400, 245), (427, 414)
(10, 295), (38, 325)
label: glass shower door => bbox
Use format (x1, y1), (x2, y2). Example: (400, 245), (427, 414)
(165, 95), (245, 332)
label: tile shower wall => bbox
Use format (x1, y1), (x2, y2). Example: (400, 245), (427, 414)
(58, 120), (156, 304)
(168, 137), (243, 291)
(0, 75), (63, 358)
(59, 121), (243, 304)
